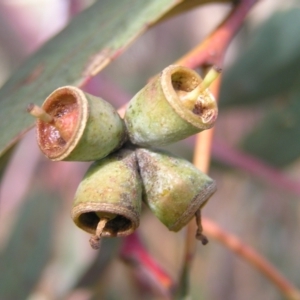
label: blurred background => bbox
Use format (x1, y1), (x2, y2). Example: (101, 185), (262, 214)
(0, 0), (300, 299)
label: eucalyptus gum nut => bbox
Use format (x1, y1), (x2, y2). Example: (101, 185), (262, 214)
(36, 86), (127, 161)
(136, 148), (216, 231)
(71, 148), (142, 237)
(124, 65), (218, 147)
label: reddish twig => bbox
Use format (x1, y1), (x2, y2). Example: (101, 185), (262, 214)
(212, 139), (300, 196)
(176, 0), (259, 69)
(203, 218), (300, 300)
(120, 232), (175, 299)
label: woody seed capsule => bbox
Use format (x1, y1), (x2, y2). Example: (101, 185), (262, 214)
(136, 148), (216, 232)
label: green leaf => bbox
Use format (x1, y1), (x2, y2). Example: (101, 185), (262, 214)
(159, 0), (232, 22)
(220, 8), (300, 107)
(0, 0), (198, 158)
(0, 188), (60, 299)
(0, 144), (16, 181)
(241, 87), (300, 167)
(72, 238), (121, 290)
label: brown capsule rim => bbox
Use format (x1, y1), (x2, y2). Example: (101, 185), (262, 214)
(71, 202), (140, 237)
(161, 65), (218, 129)
(169, 180), (217, 232)
(36, 86), (88, 161)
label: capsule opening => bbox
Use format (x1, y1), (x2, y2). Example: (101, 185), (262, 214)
(171, 71), (199, 95)
(37, 88), (80, 158)
(79, 212), (132, 236)
(170, 69), (216, 121)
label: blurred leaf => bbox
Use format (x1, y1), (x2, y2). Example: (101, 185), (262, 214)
(159, 0), (233, 22)
(73, 238), (121, 290)
(0, 144), (16, 181)
(241, 87), (300, 167)
(0, 0), (204, 159)
(220, 8), (300, 107)
(0, 188), (59, 299)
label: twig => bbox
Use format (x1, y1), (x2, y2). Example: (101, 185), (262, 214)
(120, 232), (175, 299)
(175, 0), (259, 68)
(212, 139), (300, 196)
(203, 218), (300, 300)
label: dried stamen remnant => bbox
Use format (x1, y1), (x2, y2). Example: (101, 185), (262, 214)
(89, 218), (108, 250)
(195, 209), (208, 245)
(177, 66), (221, 116)
(27, 103), (53, 123)
(89, 212), (117, 250)
(28, 103), (68, 147)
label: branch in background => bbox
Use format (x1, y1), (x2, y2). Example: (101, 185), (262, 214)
(212, 139), (300, 197)
(203, 218), (300, 300)
(176, 0), (259, 68)
(120, 232), (175, 299)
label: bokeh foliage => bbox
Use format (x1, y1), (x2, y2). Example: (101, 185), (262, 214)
(220, 8), (300, 167)
(1, 1), (300, 299)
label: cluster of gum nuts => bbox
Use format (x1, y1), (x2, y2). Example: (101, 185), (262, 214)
(28, 65), (220, 250)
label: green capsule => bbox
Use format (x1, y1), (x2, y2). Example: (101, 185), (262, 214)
(136, 148), (216, 232)
(71, 148), (142, 249)
(124, 65), (218, 147)
(34, 86), (126, 161)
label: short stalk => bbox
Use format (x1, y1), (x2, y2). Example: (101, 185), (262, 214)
(195, 209), (208, 245)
